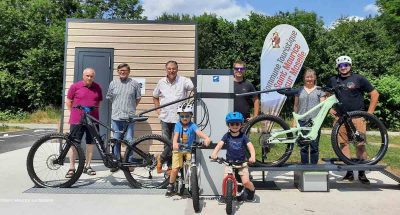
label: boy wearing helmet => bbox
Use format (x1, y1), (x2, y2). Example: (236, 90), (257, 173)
(327, 55), (379, 184)
(165, 102), (211, 196)
(211, 112), (256, 201)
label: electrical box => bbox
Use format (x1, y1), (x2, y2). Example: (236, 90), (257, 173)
(294, 170), (329, 192)
(195, 69), (234, 142)
(196, 149), (226, 196)
(195, 69), (233, 196)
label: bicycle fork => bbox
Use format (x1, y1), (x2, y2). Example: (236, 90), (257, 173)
(223, 174), (237, 197)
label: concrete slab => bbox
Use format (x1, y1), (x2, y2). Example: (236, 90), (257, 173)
(1, 147), (400, 215)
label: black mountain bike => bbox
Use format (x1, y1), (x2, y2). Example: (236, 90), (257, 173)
(26, 105), (171, 188)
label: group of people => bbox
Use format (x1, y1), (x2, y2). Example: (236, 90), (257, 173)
(65, 54), (379, 196)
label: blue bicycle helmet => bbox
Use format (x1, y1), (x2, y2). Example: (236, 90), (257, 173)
(225, 112), (244, 124)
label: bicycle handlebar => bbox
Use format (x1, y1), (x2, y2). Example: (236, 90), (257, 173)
(73, 105), (97, 113)
(178, 141), (207, 150)
(209, 156), (247, 166)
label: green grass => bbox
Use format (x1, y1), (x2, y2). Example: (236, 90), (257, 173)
(0, 106), (61, 124)
(0, 124), (25, 132)
(248, 131), (400, 172)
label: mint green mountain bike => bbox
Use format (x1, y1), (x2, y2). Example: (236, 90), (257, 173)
(243, 86), (389, 167)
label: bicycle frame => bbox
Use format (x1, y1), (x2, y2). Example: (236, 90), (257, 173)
(178, 144), (199, 190)
(55, 110), (150, 169)
(269, 94), (339, 144)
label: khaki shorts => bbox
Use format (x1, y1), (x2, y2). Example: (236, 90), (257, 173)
(171, 151), (191, 169)
(336, 117), (367, 146)
(224, 162), (249, 176)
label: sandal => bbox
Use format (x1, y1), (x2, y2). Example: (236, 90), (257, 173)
(83, 166), (96, 176)
(65, 169), (75, 178)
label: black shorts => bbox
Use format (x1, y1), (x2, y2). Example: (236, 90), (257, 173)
(70, 124), (98, 144)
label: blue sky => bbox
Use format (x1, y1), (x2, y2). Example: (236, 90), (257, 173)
(141, 0), (380, 27)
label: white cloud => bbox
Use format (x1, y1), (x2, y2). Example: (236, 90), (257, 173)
(141, 0), (262, 22)
(326, 16), (365, 30)
(364, 3), (379, 14)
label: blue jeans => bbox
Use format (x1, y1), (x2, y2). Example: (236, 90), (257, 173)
(112, 120), (134, 160)
(299, 120), (320, 164)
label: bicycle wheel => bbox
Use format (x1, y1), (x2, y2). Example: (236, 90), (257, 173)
(244, 115), (294, 166)
(225, 179), (233, 215)
(331, 111), (389, 165)
(190, 166), (200, 213)
(123, 134), (171, 189)
(26, 133), (85, 188)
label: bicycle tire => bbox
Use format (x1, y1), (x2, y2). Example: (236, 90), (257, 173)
(331, 111), (389, 165)
(26, 133), (85, 188)
(123, 134), (171, 189)
(244, 114), (294, 167)
(225, 179), (233, 215)
(190, 166), (200, 213)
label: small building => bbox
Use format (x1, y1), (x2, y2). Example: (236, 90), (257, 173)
(61, 19), (197, 153)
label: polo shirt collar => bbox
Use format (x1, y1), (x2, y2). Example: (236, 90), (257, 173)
(166, 75), (179, 84)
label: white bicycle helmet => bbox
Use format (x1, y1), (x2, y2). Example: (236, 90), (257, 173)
(336, 55), (352, 68)
(177, 103), (193, 114)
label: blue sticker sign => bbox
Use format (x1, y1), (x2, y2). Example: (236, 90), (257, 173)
(213, 76), (219, 82)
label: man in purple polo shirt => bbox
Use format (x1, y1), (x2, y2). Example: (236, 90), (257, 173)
(65, 68), (103, 178)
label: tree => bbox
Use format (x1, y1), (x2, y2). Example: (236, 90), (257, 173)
(0, 0), (145, 112)
(376, 0), (400, 50)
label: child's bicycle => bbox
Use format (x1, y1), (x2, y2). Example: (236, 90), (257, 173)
(173, 142), (203, 213)
(242, 85), (389, 166)
(210, 156), (247, 215)
(26, 105), (171, 189)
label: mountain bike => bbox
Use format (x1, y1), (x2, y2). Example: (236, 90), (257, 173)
(210, 157), (247, 215)
(26, 105), (171, 188)
(243, 85), (389, 166)
(173, 142), (203, 213)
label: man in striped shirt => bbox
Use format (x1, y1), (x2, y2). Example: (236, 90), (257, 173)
(106, 63), (141, 172)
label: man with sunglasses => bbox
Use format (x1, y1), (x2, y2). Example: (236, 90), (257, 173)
(327, 55), (379, 184)
(233, 60), (259, 122)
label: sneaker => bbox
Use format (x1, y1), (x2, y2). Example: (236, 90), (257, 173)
(157, 155), (163, 174)
(358, 171), (370, 185)
(246, 188), (255, 201)
(165, 184), (174, 196)
(342, 171), (354, 181)
(110, 167), (119, 173)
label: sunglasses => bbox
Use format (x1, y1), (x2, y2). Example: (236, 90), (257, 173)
(234, 67), (246, 72)
(338, 63), (350, 68)
(228, 122), (241, 127)
(179, 114), (191, 119)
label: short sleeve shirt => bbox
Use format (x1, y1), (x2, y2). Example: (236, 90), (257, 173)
(234, 80), (257, 119)
(221, 132), (250, 161)
(106, 78), (141, 120)
(327, 74), (374, 112)
(67, 81), (103, 125)
(153, 75), (194, 123)
(296, 86), (325, 120)
(174, 121), (199, 151)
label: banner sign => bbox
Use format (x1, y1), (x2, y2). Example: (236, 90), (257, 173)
(260, 24), (309, 116)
